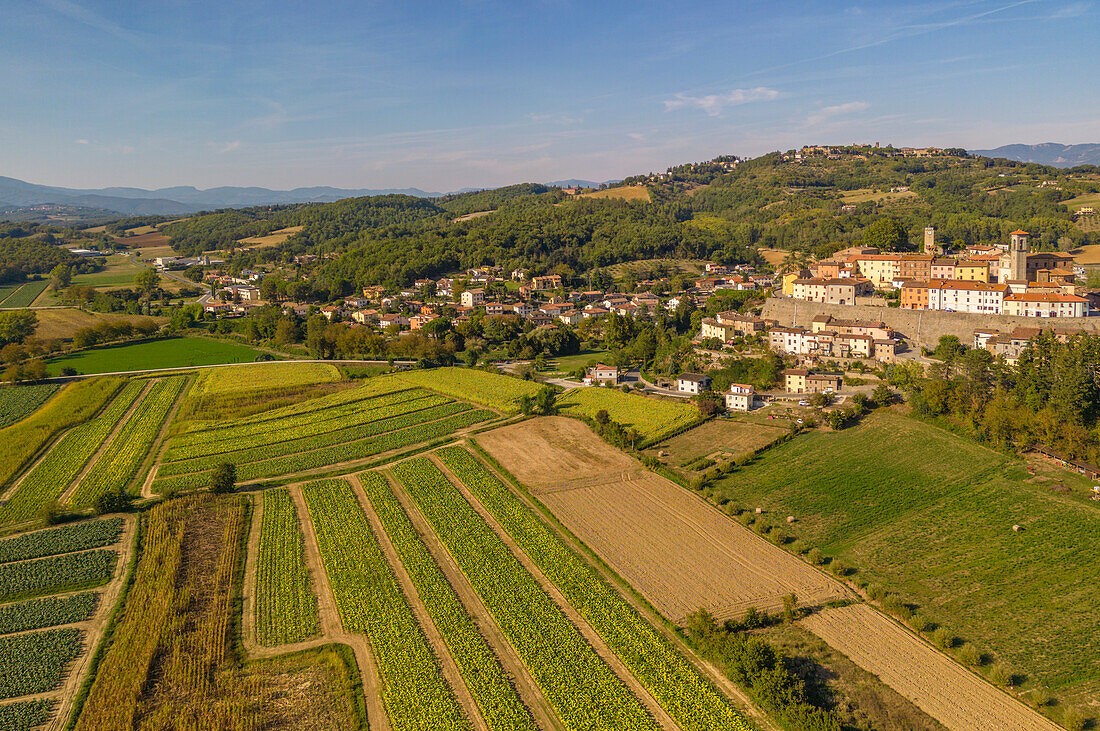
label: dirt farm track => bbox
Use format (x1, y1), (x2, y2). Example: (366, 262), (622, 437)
(476, 417), (852, 622)
(476, 416), (1063, 731)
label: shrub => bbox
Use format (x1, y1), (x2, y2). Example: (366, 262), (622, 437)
(958, 643), (981, 666)
(1030, 687), (1051, 707)
(932, 627), (955, 649)
(1062, 708), (1084, 731)
(790, 539), (808, 555)
(95, 489), (134, 515)
(828, 559), (850, 577)
(807, 548), (824, 565)
(908, 614), (931, 633)
(988, 663), (1014, 687)
(210, 461), (236, 494)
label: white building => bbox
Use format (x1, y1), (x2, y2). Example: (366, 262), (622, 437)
(676, 372), (711, 394)
(725, 383), (754, 412)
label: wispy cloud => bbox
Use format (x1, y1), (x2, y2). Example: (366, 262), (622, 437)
(215, 141), (241, 153)
(806, 101), (869, 126)
(1049, 2), (1091, 18)
(37, 0), (141, 44)
(663, 87), (781, 116)
(74, 138), (89, 145)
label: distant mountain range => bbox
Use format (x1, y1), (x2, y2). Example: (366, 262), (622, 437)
(0, 175), (446, 220)
(969, 143), (1100, 167)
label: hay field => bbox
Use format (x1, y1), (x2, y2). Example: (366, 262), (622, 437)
(1071, 243), (1100, 264)
(476, 417), (852, 623)
(1062, 192), (1100, 212)
(803, 605), (1061, 731)
(31, 309), (165, 341)
(123, 230), (175, 258)
(756, 248), (789, 268)
(452, 210), (495, 222)
(651, 418), (788, 466)
(574, 185), (651, 202)
(840, 188), (918, 204)
(237, 225), (304, 247)
(712, 411), (1100, 702)
(557, 387), (698, 442)
(192, 362), (341, 397)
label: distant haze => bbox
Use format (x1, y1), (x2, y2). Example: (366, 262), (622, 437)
(968, 143), (1100, 167)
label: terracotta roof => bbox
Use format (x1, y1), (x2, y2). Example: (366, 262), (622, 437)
(1005, 293), (1088, 303)
(1010, 230), (1029, 235)
(784, 369), (809, 376)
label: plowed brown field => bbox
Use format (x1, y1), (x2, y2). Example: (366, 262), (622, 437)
(476, 417), (851, 623)
(802, 604), (1062, 731)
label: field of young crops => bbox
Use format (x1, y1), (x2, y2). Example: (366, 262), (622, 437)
(557, 388), (698, 442)
(390, 367), (542, 413)
(0, 627), (84, 699)
(303, 478), (468, 731)
(359, 471), (536, 731)
(0, 591), (100, 635)
(0, 699), (54, 730)
(391, 457), (657, 731)
(152, 407), (494, 492)
(0, 280), (48, 308)
(68, 376), (186, 508)
(0, 381), (144, 526)
(0, 518), (123, 564)
(0, 549), (117, 602)
(255, 488), (318, 646)
(437, 447), (748, 731)
(157, 395), (461, 476)
(0, 384), (59, 428)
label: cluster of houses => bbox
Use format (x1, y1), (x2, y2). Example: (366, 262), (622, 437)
(784, 230), (1091, 318)
(973, 324), (1087, 365)
(769, 315), (898, 364)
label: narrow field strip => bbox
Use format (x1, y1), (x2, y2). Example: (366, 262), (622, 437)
(360, 471), (537, 731)
(0, 518), (123, 564)
(158, 399), (467, 476)
(0, 591), (100, 635)
(0, 381), (146, 526)
(302, 478), (469, 731)
(0, 549), (117, 603)
(438, 447), (750, 731)
(152, 408), (495, 492)
(168, 386), (434, 456)
(0, 626), (84, 699)
(68, 377), (187, 508)
(255, 488), (319, 646)
(391, 458), (658, 731)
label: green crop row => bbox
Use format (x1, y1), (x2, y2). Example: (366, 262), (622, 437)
(0, 627), (84, 700)
(438, 448), (749, 731)
(359, 471), (536, 731)
(151, 408), (495, 492)
(169, 387), (435, 457)
(0, 698), (54, 730)
(255, 489), (319, 646)
(0, 549), (117, 603)
(0, 381), (146, 527)
(158, 399), (466, 477)
(302, 479), (468, 731)
(391, 458), (657, 731)
(389, 368), (542, 413)
(0, 385), (59, 429)
(0, 591), (100, 635)
(0, 518), (123, 565)
(68, 377), (187, 508)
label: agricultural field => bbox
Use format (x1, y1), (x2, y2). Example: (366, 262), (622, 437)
(47, 336), (271, 376)
(711, 411), (1100, 720)
(573, 185), (651, 202)
(0, 377), (123, 490)
(192, 361), (341, 397)
(0, 384), (59, 428)
(390, 367), (541, 412)
(1061, 191), (1100, 212)
(254, 488), (319, 646)
(152, 383), (495, 490)
(476, 417), (851, 622)
(547, 349), (611, 374)
(237, 225), (303, 247)
(647, 417), (789, 472)
(0, 516), (132, 729)
(839, 187), (919, 204)
(0, 280), (49, 308)
(26, 308), (166, 342)
(557, 387), (698, 443)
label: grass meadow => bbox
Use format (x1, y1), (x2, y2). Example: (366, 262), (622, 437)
(711, 411), (1100, 696)
(558, 387), (698, 442)
(47, 337), (270, 376)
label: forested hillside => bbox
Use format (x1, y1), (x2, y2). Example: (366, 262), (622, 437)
(136, 147), (1100, 293)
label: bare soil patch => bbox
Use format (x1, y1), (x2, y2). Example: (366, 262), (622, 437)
(574, 185), (651, 202)
(476, 417), (852, 623)
(801, 604), (1062, 731)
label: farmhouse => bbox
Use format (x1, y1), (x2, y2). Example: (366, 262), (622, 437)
(725, 383), (755, 412)
(784, 369), (842, 394)
(676, 373), (711, 394)
(588, 364), (620, 384)
(530, 274), (563, 291)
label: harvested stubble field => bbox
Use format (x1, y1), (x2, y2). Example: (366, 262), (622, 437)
(573, 185), (651, 202)
(650, 418), (789, 466)
(237, 225), (304, 247)
(711, 411), (1100, 706)
(802, 605), (1061, 731)
(476, 417), (851, 623)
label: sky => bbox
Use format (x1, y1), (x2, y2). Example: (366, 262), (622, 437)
(1, 0), (1098, 192)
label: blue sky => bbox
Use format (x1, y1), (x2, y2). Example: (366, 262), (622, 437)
(1, 0), (1097, 191)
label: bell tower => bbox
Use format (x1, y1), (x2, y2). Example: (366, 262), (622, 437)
(923, 226), (937, 255)
(1009, 230), (1029, 281)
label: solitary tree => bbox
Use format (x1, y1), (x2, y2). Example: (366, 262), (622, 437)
(210, 461), (237, 494)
